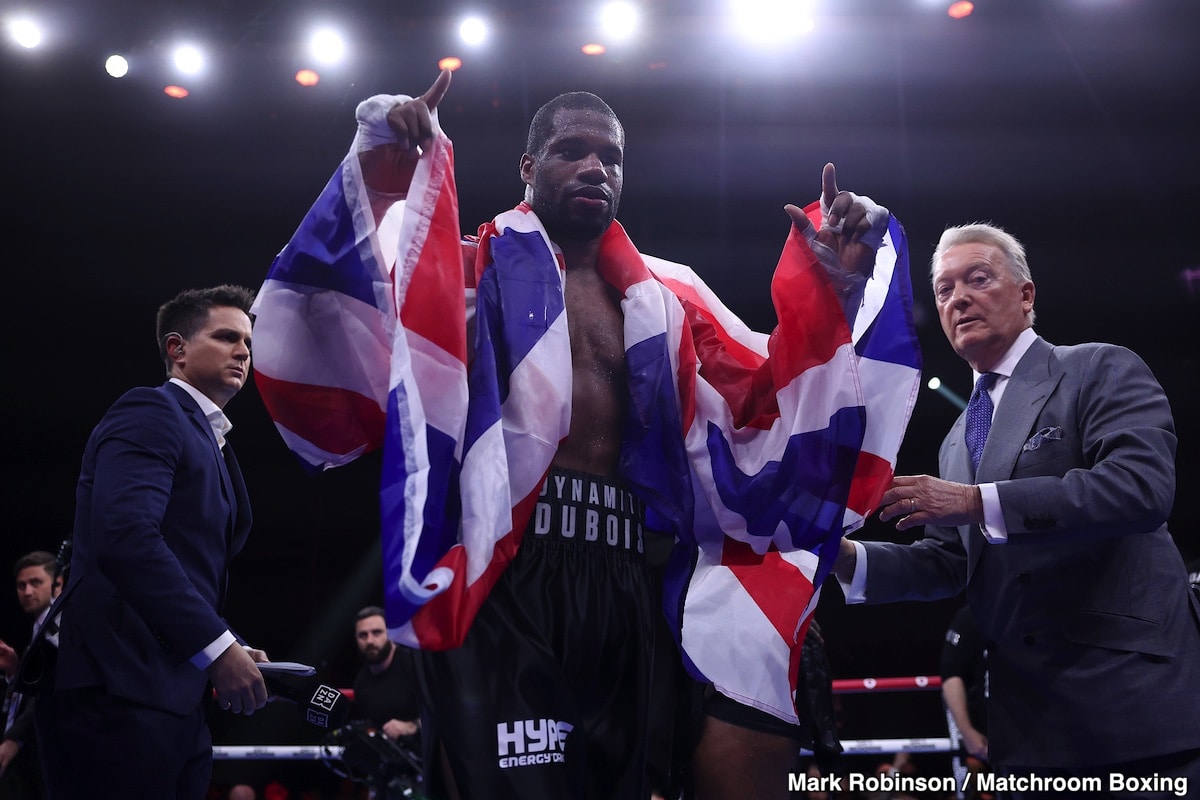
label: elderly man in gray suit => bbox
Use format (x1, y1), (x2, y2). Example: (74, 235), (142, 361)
(835, 223), (1200, 797)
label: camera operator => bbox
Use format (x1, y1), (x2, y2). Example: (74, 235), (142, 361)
(351, 607), (420, 747)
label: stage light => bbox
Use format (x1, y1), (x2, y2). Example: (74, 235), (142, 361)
(7, 16), (43, 49)
(308, 27), (346, 64)
(730, 0), (817, 44)
(948, 1), (974, 19)
(581, 43), (607, 56)
(105, 54), (129, 78)
(164, 85), (190, 99)
(927, 377), (967, 410)
(598, 1), (639, 42)
(438, 56), (463, 71)
(458, 16), (488, 46)
(295, 69), (320, 86)
(172, 44), (205, 75)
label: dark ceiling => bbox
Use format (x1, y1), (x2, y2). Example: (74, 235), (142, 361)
(5, 0), (1199, 736)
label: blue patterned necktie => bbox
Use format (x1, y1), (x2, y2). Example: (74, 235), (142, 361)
(965, 372), (998, 475)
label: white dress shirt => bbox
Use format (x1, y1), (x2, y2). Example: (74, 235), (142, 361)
(168, 378), (238, 669)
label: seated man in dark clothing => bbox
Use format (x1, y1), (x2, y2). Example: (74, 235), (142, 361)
(351, 605), (421, 746)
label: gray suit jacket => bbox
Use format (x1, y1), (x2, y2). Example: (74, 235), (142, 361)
(861, 336), (1200, 768)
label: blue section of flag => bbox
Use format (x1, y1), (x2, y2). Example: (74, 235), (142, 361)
(490, 228), (565, 372)
(267, 165), (382, 311)
(621, 332), (694, 540)
(706, 405), (864, 551)
(855, 218), (921, 369)
(381, 382), (462, 624)
(465, 272), (506, 451)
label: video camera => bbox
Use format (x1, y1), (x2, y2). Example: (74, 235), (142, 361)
(321, 721), (423, 799)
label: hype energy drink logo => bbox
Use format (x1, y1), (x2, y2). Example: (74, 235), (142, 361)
(496, 719), (574, 768)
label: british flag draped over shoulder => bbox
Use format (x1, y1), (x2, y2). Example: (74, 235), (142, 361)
(252, 93), (921, 725)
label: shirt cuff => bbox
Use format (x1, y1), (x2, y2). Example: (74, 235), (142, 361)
(837, 540), (869, 604)
(191, 630), (236, 671)
(978, 482), (1008, 543)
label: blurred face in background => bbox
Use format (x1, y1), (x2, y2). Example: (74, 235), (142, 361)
(15, 564), (59, 617)
(355, 614), (393, 665)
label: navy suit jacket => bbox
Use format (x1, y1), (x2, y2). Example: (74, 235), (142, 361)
(56, 381), (252, 715)
(861, 337), (1200, 768)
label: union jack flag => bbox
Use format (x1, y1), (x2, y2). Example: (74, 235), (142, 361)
(252, 95), (920, 724)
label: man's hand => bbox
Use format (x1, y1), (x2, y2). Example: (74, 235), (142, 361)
(382, 718), (420, 740)
(207, 643), (268, 716)
(244, 647), (270, 664)
(0, 738), (18, 776)
(961, 726), (989, 761)
(784, 163), (888, 277)
(832, 536), (858, 584)
(358, 69), (453, 195)
(879, 475), (984, 531)
(0, 640), (17, 679)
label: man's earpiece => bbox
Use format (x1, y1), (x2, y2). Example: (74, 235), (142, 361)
(162, 331), (186, 360)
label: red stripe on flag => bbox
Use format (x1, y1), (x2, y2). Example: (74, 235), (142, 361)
(597, 220), (653, 294)
(255, 371), (385, 456)
(409, 474), (544, 650)
(655, 276), (763, 370)
(671, 228), (852, 431)
(720, 538), (815, 646)
(768, 232), (851, 385)
(684, 302), (778, 430)
(846, 450), (894, 517)
(399, 142), (467, 363)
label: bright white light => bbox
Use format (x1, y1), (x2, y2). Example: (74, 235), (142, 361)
(599, 2), (639, 42)
(730, 0), (816, 44)
(105, 54), (129, 78)
(172, 44), (205, 75)
(927, 377), (942, 391)
(308, 27), (346, 64)
(7, 16), (43, 49)
(458, 16), (488, 46)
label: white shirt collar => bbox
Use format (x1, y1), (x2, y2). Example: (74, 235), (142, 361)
(169, 377), (233, 448)
(972, 326), (1038, 384)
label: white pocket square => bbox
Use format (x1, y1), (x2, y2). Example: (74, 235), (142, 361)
(1023, 426), (1063, 452)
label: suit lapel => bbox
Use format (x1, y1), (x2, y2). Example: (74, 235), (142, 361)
(162, 382), (240, 535)
(977, 337), (1062, 483)
(941, 412), (985, 575)
(943, 413), (971, 484)
(940, 337), (1061, 578)
(222, 440), (252, 555)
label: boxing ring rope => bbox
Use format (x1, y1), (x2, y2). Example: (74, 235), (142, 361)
(214, 745), (344, 760)
(832, 675), (940, 693)
(212, 675), (953, 760)
(810, 675), (952, 756)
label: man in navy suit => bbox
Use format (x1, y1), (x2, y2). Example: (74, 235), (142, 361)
(835, 224), (1200, 796)
(37, 285), (269, 799)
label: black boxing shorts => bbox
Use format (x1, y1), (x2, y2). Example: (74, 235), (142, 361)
(414, 467), (662, 800)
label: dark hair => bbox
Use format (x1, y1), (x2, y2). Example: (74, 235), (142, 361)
(355, 605), (387, 623)
(525, 92), (623, 158)
(155, 284), (256, 373)
(13, 550), (59, 581)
